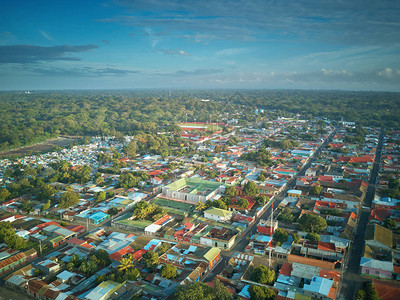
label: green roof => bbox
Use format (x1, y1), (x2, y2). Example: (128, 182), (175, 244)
(166, 178), (223, 196)
(48, 235), (64, 243)
(203, 247), (221, 262)
(204, 207), (232, 218)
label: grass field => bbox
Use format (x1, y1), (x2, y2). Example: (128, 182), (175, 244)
(151, 198), (195, 213)
(178, 122), (223, 131)
(115, 213), (152, 228)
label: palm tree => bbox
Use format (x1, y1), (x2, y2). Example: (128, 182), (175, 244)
(196, 201), (206, 211)
(118, 257), (133, 272)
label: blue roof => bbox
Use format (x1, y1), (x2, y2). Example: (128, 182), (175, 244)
(89, 211), (109, 221)
(303, 276), (333, 296)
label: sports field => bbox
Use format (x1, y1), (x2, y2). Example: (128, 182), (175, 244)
(151, 197), (195, 213)
(115, 213), (152, 228)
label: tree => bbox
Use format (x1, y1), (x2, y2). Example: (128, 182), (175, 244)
(196, 201), (207, 211)
(160, 264), (178, 279)
(255, 195), (269, 206)
(213, 279), (233, 300)
(251, 265), (275, 285)
(257, 173), (266, 181)
(224, 185), (237, 198)
(298, 214), (327, 233)
(108, 207), (118, 216)
(384, 218), (397, 230)
(119, 172), (140, 188)
(237, 198), (249, 209)
(118, 257), (134, 272)
(123, 140), (138, 158)
(292, 233), (300, 244)
(212, 199), (228, 210)
(278, 207), (294, 222)
(0, 188), (11, 202)
(244, 181), (259, 197)
(142, 251), (159, 270)
(249, 285), (275, 300)
(95, 191), (106, 202)
(309, 185), (323, 196)
(174, 281), (214, 300)
(273, 228), (289, 245)
(41, 199), (51, 211)
(59, 191), (80, 208)
(306, 232), (320, 242)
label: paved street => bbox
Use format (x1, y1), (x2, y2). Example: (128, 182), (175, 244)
(339, 129), (384, 300)
(203, 129), (336, 283)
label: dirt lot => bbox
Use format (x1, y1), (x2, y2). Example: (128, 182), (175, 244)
(0, 136), (81, 158)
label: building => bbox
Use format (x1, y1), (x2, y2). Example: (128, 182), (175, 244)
(203, 207), (232, 222)
(360, 257), (393, 279)
(162, 178), (224, 203)
(86, 280), (125, 300)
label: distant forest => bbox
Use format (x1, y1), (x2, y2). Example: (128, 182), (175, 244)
(0, 89), (399, 151)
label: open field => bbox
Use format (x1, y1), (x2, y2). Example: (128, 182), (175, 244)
(151, 197), (195, 213)
(178, 122), (224, 131)
(115, 213), (152, 228)
(0, 136), (80, 159)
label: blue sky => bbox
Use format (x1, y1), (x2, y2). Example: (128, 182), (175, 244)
(1, 0), (400, 91)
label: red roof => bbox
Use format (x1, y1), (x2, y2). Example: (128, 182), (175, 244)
(373, 279), (400, 300)
(154, 214), (170, 225)
(318, 242), (336, 252)
(65, 224), (86, 233)
(319, 269), (341, 282)
(131, 249), (146, 260)
(318, 175), (334, 182)
(279, 263), (293, 276)
(109, 246), (135, 261)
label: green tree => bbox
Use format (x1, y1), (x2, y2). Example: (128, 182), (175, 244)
(255, 195), (269, 206)
(257, 173), (266, 181)
(273, 228), (289, 245)
(41, 199), (51, 211)
(174, 281), (214, 300)
(118, 257), (134, 272)
(298, 214), (327, 233)
(384, 218), (397, 230)
(244, 181), (259, 197)
(309, 185), (323, 196)
(292, 233), (300, 244)
(59, 191), (80, 208)
(249, 285), (275, 300)
(196, 201), (207, 211)
(95, 191), (106, 202)
(224, 185), (237, 198)
(142, 251), (159, 270)
(237, 198), (249, 209)
(306, 232), (321, 242)
(108, 207), (118, 216)
(251, 265), (275, 285)
(0, 188), (11, 202)
(160, 264), (178, 279)
(213, 279), (233, 300)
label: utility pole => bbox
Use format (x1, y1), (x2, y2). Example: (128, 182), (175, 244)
(269, 202), (273, 269)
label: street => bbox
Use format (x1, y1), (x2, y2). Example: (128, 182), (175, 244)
(339, 129), (384, 300)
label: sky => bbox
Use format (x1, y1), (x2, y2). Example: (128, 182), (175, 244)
(1, 0), (400, 91)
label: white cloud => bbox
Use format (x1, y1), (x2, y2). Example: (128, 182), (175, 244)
(377, 67), (394, 78)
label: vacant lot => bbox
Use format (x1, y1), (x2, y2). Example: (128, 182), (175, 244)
(0, 136), (80, 158)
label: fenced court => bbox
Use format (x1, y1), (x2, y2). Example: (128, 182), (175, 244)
(151, 197), (195, 213)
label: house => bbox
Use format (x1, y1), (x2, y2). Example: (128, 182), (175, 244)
(360, 257), (393, 279)
(287, 189), (302, 198)
(203, 207), (232, 222)
(303, 276), (336, 300)
(257, 219), (278, 235)
(85, 280), (125, 300)
(365, 223), (393, 250)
